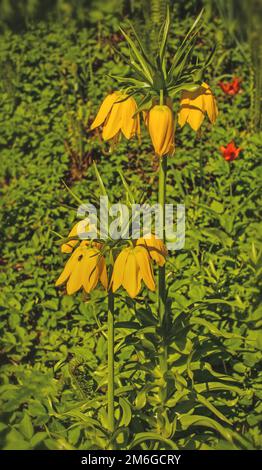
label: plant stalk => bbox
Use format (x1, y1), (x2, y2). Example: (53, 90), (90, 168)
(229, 164), (233, 204)
(158, 155), (168, 382)
(160, 89), (164, 106)
(199, 147), (204, 191)
(108, 290), (115, 439)
(198, 134), (204, 197)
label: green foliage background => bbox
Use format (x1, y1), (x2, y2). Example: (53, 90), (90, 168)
(0, 0), (261, 450)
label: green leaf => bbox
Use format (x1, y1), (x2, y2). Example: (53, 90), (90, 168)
(134, 94), (153, 114)
(159, 5), (170, 74)
(119, 397), (132, 427)
(4, 429), (30, 450)
(194, 382), (244, 395)
(204, 42), (217, 68)
(109, 74), (149, 89)
(61, 179), (84, 206)
(196, 393), (231, 424)
(120, 27), (153, 84)
(129, 432), (178, 450)
(125, 20), (155, 71)
(19, 413), (34, 440)
(179, 414), (233, 442)
(135, 391), (147, 410)
(190, 317), (243, 339)
(181, 9), (204, 47)
(30, 432), (48, 448)
(118, 170), (135, 204)
(202, 228), (233, 247)
(93, 161), (108, 198)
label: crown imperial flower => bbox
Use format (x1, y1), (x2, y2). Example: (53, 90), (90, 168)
(90, 92), (140, 142)
(146, 105), (175, 157)
(56, 241), (108, 295)
(136, 233), (167, 266)
(111, 245), (156, 298)
(178, 82), (218, 131)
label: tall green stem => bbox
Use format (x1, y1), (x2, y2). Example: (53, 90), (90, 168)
(160, 89), (164, 106)
(199, 147), (204, 192)
(158, 155), (168, 384)
(108, 290), (115, 440)
(198, 135), (204, 198)
(229, 164), (233, 206)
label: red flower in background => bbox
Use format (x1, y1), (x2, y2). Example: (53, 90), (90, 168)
(219, 77), (241, 95)
(220, 141), (242, 162)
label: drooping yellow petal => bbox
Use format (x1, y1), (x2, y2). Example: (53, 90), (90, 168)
(99, 257), (108, 289)
(150, 247), (166, 266)
(178, 103), (190, 128)
(121, 97), (139, 139)
(90, 92), (119, 130)
(137, 234), (167, 266)
(61, 242), (76, 254)
(82, 249), (100, 293)
(102, 101), (122, 141)
(204, 88), (218, 124)
(187, 106), (205, 131)
(134, 247), (155, 291)
(122, 251), (141, 298)
(55, 249), (80, 286)
(88, 265), (100, 292)
(111, 248), (130, 293)
(66, 257), (84, 294)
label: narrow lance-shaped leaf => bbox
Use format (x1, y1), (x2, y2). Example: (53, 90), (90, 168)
(125, 20), (155, 70)
(93, 161), (108, 198)
(159, 4), (170, 75)
(204, 42), (217, 68)
(109, 74), (150, 89)
(120, 27), (153, 84)
(196, 393), (232, 424)
(127, 50), (155, 87)
(179, 414), (233, 443)
(168, 82), (199, 98)
(167, 37), (197, 84)
(118, 170), (135, 204)
(190, 317), (244, 339)
(129, 432), (178, 450)
(181, 8), (204, 47)
(167, 10), (204, 82)
(61, 179), (85, 206)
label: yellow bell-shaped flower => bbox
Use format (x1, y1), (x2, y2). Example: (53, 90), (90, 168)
(90, 91), (140, 142)
(61, 221), (99, 254)
(111, 245), (155, 298)
(147, 105), (175, 157)
(178, 82), (218, 131)
(136, 233), (167, 267)
(56, 241), (108, 295)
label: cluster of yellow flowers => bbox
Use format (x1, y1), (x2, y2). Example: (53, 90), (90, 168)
(56, 83), (218, 299)
(56, 222), (167, 298)
(90, 83), (218, 156)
